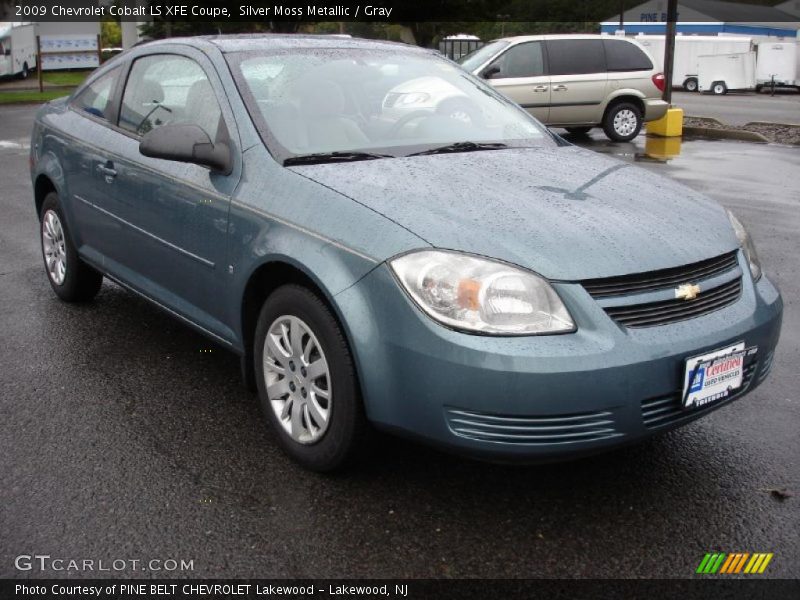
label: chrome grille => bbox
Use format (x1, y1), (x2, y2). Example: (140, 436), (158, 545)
(604, 277), (742, 328)
(444, 407), (621, 445)
(582, 251), (739, 298)
(641, 359), (758, 429)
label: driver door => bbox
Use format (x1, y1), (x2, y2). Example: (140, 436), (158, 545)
(482, 41), (550, 123)
(101, 51), (242, 340)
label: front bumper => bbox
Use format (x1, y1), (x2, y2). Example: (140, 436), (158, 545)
(335, 255), (782, 462)
(643, 98), (669, 122)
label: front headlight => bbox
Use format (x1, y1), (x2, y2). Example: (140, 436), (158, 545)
(726, 210), (762, 281)
(390, 250), (575, 335)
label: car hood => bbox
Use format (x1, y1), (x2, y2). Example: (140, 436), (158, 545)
(290, 145), (739, 281)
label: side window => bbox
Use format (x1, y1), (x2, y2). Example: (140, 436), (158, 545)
(546, 40), (606, 76)
(72, 68), (119, 121)
(604, 40), (653, 71)
(489, 42), (545, 78)
(118, 54), (222, 139)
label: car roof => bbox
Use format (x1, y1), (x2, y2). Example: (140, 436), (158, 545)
(137, 34), (428, 54)
(497, 34), (638, 43)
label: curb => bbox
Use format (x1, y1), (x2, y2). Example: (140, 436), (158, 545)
(682, 126), (770, 143)
(744, 121), (800, 129)
(685, 116), (725, 127)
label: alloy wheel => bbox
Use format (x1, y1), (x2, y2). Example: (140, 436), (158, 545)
(263, 315), (332, 444)
(42, 209), (67, 285)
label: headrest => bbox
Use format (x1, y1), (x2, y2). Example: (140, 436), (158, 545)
(139, 79), (164, 104)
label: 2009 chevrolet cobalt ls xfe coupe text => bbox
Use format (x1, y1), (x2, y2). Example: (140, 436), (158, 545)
(30, 35), (782, 471)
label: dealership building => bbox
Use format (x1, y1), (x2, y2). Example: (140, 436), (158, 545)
(602, 0), (800, 39)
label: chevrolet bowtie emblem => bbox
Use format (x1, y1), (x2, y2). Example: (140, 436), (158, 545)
(675, 283), (701, 301)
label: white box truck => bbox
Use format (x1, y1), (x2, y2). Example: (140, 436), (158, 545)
(698, 52), (757, 94)
(0, 22), (37, 79)
(635, 35), (754, 91)
(755, 41), (800, 90)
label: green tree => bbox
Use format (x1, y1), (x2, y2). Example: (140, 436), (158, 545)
(101, 21), (122, 48)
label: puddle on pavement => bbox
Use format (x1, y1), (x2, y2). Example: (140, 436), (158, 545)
(561, 131), (682, 164)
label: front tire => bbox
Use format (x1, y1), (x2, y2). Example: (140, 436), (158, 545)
(602, 102), (642, 142)
(683, 77), (698, 92)
(254, 284), (366, 472)
(20, 62), (29, 79)
(40, 192), (103, 302)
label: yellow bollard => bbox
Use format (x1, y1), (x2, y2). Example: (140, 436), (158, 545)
(645, 136), (682, 160)
(646, 106), (684, 137)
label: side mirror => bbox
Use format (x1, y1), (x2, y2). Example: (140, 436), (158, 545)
(139, 124), (232, 175)
(482, 65), (501, 79)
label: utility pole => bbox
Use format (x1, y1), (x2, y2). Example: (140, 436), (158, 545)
(619, 0), (624, 33)
(663, 0), (678, 105)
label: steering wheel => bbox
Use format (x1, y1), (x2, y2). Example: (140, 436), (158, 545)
(388, 111), (432, 138)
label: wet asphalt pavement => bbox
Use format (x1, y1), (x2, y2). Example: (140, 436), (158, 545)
(671, 90), (800, 127)
(1, 104), (798, 579)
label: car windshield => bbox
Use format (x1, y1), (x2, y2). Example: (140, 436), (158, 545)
(226, 47), (552, 162)
(457, 40), (509, 71)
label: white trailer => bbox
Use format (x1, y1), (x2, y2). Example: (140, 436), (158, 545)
(697, 52), (757, 95)
(0, 22), (37, 79)
(755, 41), (800, 90)
(634, 35), (754, 91)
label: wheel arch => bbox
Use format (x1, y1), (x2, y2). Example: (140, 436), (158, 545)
(239, 257), (363, 393)
(602, 92), (645, 121)
(34, 173), (58, 218)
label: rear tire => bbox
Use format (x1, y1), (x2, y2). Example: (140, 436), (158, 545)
(712, 81), (727, 95)
(564, 126), (592, 136)
(602, 102), (642, 142)
(254, 284), (367, 472)
(39, 192), (103, 302)
(683, 77), (698, 92)
(20, 62), (29, 79)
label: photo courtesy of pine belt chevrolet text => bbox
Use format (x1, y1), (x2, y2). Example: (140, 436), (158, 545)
(29, 34), (783, 472)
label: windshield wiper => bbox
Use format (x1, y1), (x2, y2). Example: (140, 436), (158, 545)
(407, 141), (508, 157)
(284, 151), (393, 166)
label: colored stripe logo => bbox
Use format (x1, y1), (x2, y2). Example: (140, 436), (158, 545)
(697, 552), (773, 574)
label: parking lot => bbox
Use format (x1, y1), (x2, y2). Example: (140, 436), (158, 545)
(1, 103), (798, 578)
(672, 89), (800, 126)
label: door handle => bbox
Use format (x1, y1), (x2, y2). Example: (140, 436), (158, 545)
(97, 162), (117, 182)
(533, 85), (549, 92)
(552, 84), (568, 92)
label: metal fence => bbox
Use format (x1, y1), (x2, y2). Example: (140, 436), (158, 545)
(438, 37), (483, 61)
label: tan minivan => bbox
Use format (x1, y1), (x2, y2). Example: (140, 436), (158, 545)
(458, 35), (668, 141)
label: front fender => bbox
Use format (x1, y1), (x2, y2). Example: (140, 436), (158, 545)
(224, 145), (429, 351)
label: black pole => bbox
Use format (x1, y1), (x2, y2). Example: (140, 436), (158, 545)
(663, 0), (678, 105)
(619, 0), (624, 32)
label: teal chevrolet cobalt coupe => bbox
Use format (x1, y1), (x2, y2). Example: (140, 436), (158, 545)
(30, 35), (782, 471)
